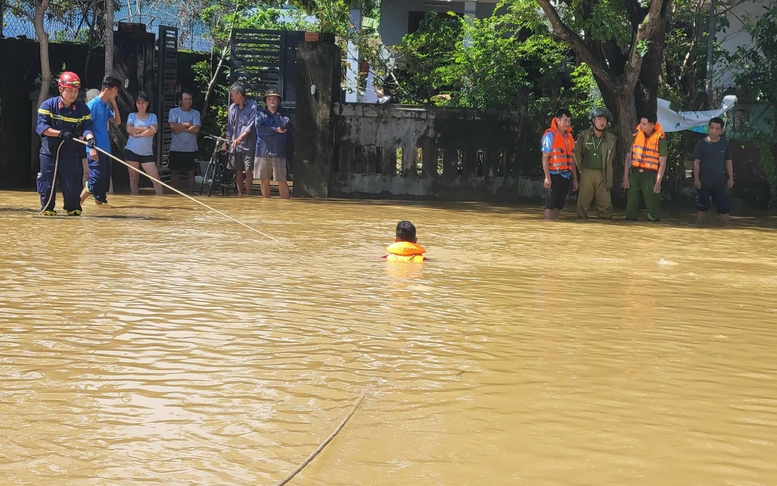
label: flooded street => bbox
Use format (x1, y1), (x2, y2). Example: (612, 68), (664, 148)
(1, 190), (776, 485)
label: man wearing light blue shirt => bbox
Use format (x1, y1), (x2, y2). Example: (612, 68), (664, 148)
(168, 90), (201, 194)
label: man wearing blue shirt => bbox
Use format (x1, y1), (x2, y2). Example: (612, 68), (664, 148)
(168, 90), (201, 194)
(541, 109), (578, 219)
(254, 89), (290, 199)
(36, 71), (97, 216)
(224, 83), (257, 196)
(80, 75), (121, 205)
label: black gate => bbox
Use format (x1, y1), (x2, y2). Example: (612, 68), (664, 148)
(230, 29), (304, 179)
(156, 25), (178, 167)
(229, 29), (304, 106)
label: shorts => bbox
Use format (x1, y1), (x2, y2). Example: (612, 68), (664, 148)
(167, 151), (198, 172)
(545, 173), (571, 210)
(696, 186), (731, 214)
(228, 151), (255, 171)
(254, 156), (287, 182)
(125, 149), (155, 164)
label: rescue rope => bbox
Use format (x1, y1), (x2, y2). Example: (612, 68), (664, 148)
(273, 393), (366, 486)
(36, 142), (65, 217)
(71, 139), (277, 241)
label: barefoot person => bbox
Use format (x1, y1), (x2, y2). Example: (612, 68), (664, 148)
(693, 117), (734, 222)
(541, 109), (578, 220)
(224, 83), (257, 196)
(125, 91), (164, 195)
(254, 89), (290, 199)
(168, 90), (201, 194)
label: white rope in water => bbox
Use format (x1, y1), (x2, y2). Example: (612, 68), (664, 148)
(72, 139), (277, 241)
(273, 393), (366, 486)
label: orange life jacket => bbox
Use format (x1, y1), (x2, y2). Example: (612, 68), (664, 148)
(543, 118), (574, 173)
(631, 122), (665, 171)
(385, 241), (426, 263)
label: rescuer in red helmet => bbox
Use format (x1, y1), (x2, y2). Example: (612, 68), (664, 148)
(35, 71), (98, 216)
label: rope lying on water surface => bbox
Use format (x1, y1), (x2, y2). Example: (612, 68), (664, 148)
(60, 139), (277, 241)
(273, 393), (366, 486)
(40, 140), (366, 483)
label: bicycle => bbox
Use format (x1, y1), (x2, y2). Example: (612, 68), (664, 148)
(199, 134), (235, 197)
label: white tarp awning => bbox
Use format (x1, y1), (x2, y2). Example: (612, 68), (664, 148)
(658, 95), (738, 133)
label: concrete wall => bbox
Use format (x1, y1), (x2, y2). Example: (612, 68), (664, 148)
(379, 0), (498, 46)
(328, 103), (541, 201)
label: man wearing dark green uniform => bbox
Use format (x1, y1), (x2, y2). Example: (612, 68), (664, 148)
(623, 113), (667, 221)
(574, 107), (617, 218)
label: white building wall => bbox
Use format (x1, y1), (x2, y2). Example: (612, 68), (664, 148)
(715, 0), (767, 87)
(379, 0), (497, 46)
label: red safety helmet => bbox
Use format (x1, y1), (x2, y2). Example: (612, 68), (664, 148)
(58, 71), (82, 89)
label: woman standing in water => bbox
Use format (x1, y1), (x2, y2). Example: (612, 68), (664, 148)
(125, 92), (164, 195)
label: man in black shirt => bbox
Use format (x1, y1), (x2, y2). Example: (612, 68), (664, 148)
(692, 117), (734, 222)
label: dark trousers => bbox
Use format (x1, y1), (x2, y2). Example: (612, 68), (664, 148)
(37, 153), (83, 212)
(87, 152), (112, 202)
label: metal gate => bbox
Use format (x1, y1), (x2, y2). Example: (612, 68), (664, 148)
(230, 29), (304, 179)
(229, 29), (304, 106)
(156, 25), (178, 167)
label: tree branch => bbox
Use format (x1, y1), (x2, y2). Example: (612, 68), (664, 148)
(6, 3), (35, 23)
(624, 0), (672, 89)
(534, 0), (615, 90)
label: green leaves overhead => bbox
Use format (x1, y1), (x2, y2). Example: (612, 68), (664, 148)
(570, 0), (633, 48)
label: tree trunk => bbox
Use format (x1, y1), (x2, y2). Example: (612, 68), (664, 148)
(105, 0), (114, 75)
(33, 0), (52, 110)
(637, 6), (672, 117)
(596, 78), (638, 192)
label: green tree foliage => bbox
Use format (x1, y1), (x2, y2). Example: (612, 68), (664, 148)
(291, 0), (380, 34)
(734, 0), (777, 106)
(731, 0), (777, 206)
(392, 7), (597, 131)
(392, 12), (463, 105)
(658, 0), (732, 182)
(452, 15), (534, 110)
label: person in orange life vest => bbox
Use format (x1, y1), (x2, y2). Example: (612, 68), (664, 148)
(541, 109), (578, 220)
(622, 113), (667, 221)
(384, 220), (427, 263)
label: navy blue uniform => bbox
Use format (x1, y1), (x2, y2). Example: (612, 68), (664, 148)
(36, 96), (94, 213)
